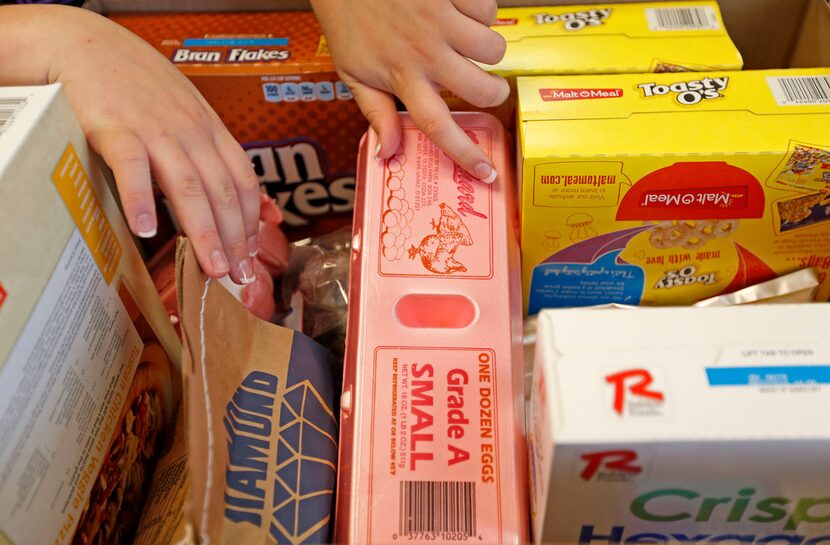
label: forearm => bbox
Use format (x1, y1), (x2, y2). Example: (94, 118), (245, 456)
(0, 5), (63, 86)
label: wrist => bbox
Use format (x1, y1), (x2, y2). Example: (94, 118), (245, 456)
(1, 5), (90, 87)
(0, 6), (62, 86)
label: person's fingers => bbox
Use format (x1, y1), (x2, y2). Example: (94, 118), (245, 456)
(446, 14), (507, 66)
(146, 138), (230, 279)
(89, 127), (157, 237)
(259, 192), (283, 225)
(213, 128), (261, 255)
(182, 137), (255, 285)
(432, 48), (510, 108)
(450, 0), (498, 26)
(397, 78), (497, 184)
(346, 76), (401, 160)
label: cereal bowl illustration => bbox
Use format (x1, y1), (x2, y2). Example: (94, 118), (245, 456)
(408, 203), (473, 274)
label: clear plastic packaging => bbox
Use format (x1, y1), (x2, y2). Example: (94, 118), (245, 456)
(278, 227), (352, 361)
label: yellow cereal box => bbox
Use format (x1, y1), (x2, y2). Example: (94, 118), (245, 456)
(447, 1), (742, 127)
(491, 1), (743, 77)
(518, 68), (830, 314)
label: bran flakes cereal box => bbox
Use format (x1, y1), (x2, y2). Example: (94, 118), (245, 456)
(109, 12), (367, 242)
(518, 68), (830, 314)
(335, 113), (528, 544)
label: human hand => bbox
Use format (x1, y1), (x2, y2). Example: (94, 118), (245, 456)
(0, 5), (260, 284)
(311, 0), (508, 183)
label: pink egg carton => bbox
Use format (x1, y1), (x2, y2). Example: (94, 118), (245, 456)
(335, 113), (528, 545)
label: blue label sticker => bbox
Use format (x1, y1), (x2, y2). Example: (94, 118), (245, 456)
(183, 37), (289, 47)
(335, 81), (354, 100)
(528, 250), (644, 314)
(281, 83), (300, 102)
(299, 82), (317, 101)
(263, 83), (282, 103)
(316, 82), (335, 102)
(707, 366), (830, 386)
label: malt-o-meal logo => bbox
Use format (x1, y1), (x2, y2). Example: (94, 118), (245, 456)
(580, 450), (643, 482)
(639, 76), (729, 105)
(605, 368), (665, 416)
(539, 88), (623, 102)
(532, 8), (612, 31)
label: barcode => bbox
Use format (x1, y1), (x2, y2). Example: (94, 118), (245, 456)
(399, 481), (476, 538)
(0, 97), (28, 135)
(646, 6), (719, 31)
(768, 76), (830, 106)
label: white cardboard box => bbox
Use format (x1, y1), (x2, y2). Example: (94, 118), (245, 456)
(0, 84), (180, 545)
(530, 305), (830, 545)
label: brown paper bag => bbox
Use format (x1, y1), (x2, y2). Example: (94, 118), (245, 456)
(176, 239), (338, 545)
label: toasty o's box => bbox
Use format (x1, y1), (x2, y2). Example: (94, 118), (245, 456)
(519, 68), (830, 315)
(445, 1), (742, 125)
(335, 113), (528, 545)
(110, 12), (367, 242)
(530, 305), (830, 545)
(491, 1), (742, 77)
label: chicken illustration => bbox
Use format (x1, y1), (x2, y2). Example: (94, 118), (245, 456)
(408, 204), (473, 274)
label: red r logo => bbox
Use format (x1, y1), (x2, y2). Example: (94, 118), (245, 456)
(605, 369), (664, 415)
(580, 450), (642, 481)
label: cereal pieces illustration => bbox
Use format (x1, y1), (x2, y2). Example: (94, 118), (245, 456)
(408, 204), (472, 274)
(648, 219), (740, 250)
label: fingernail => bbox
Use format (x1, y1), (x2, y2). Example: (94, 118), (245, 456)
(210, 250), (230, 275)
(374, 143), (382, 161)
(135, 213), (157, 238)
(247, 235), (258, 257)
(237, 258), (256, 285)
(473, 163), (498, 184)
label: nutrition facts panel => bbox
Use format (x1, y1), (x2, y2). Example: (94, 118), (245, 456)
(0, 230), (141, 545)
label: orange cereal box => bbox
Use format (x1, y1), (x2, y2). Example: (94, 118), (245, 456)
(110, 12), (368, 242)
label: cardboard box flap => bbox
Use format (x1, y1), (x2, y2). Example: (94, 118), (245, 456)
(791, 0), (830, 68)
(537, 305), (830, 444)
